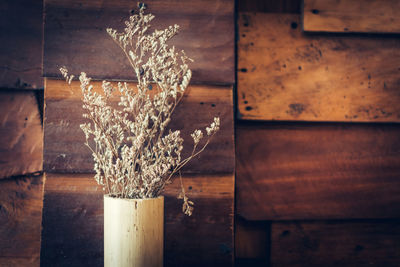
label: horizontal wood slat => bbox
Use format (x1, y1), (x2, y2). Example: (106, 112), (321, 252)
(303, 0), (400, 33)
(43, 0), (234, 85)
(236, 122), (400, 220)
(0, 174), (44, 266)
(238, 0), (300, 13)
(0, 0), (43, 89)
(271, 220), (400, 266)
(40, 173), (234, 266)
(43, 79), (234, 174)
(0, 91), (43, 179)
(238, 13), (400, 122)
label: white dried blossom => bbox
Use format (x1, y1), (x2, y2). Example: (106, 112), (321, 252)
(60, 4), (220, 215)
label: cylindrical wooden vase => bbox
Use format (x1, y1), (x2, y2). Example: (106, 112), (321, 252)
(104, 195), (164, 267)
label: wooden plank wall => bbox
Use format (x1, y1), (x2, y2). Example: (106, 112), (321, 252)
(0, 1), (44, 266)
(236, 0), (400, 266)
(41, 0), (235, 266)
(303, 0), (400, 33)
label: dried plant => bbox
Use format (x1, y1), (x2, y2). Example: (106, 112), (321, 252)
(60, 4), (219, 215)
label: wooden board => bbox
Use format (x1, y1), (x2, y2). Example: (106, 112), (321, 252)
(0, 0), (43, 89)
(40, 173), (234, 266)
(236, 122), (400, 221)
(303, 0), (400, 33)
(0, 174), (44, 266)
(238, 0), (300, 13)
(271, 220), (400, 266)
(43, 79), (234, 174)
(237, 13), (400, 122)
(43, 0), (234, 85)
(0, 90), (43, 179)
(235, 216), (269, 261)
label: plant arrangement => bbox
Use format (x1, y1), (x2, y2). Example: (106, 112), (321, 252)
(60, 3), (219, 216)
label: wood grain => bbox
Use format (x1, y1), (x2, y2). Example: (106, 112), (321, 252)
(238, 0), (300, 13)
(235, 216), (269, 261)
(0, 90), (43, 179)
(40, 173), (234, 266)
(236, 122), (400, 221)
(43, 0), (234, 85)
(238, 13), (400, 122)
(104, 195), (164, 267)
(0, 0), (43, 89)
(43, 79), (234, 174)
(303, 0), (400, 33)
(271, 220), (400, 266)
(0, 174), (44, 266)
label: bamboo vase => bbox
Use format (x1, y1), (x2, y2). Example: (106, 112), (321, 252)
(104, 195), (164, 267)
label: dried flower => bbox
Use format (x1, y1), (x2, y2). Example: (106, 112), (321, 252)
(59, 4), (219, 215)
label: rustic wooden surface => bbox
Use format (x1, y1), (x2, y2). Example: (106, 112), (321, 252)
(0, 174), (44, 267)
(41, 173), (234, 266)
(237, 13), (400, 122)
(271, 220), (400, 266)
(238, 0), (300, 13)
(44, 79), (234, 174)
(0, 0), (43, 89)
(0, 90), (43, 179)
(43, 0), (234, 85)
(235, 216), (269, 261)
(236, 122), (400, 221)
(303, 0), (400, 33)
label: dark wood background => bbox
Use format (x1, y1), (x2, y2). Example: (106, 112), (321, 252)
(1, 0), (400, 266)
(236, 0), (400, 266)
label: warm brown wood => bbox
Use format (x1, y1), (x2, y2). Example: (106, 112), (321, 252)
(0, 174), (44, 266)
(43, 0), (234, 85)
(0, 0), (43, 89)
(303, 0), (400, 33)
(235, 216), (269, 261)
(236, 122), (400, 221)
(238, 13), (400, 122)
(41, 173), (234, 266)
(104, 195), (164, 267)
(271, 220), (400, 266)
(43, 79), (234, 174)
(0, 91), (43, 179)
(238, 0), (300, 13)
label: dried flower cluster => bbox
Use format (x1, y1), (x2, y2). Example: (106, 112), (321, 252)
(60, 4), (219, 215)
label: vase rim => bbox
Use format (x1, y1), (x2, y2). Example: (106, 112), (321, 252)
(104, 194), (164, 201)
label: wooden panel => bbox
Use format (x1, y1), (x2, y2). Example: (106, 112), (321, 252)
(271, 220), (400, 266)
(43, 79), (234, 174)
(303, 0), (400, 33)
(0, 90), (43, 179)
(43, 0), (234, 85)
(40, 173), (234, 266)
(238, 0), (300, 13)
(238, 13), (400, 122)
(0, 0), (43, 89)
(0, 174), (44, 266)
(235, 216), (269, 261)
(236, 122), (400, 220)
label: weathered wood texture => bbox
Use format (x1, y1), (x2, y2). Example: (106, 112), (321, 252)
(236, 122), (400, 221)
(0, 174), (44, 266)
(303, 0), (400, 33)
(0, 0), (43, 89)
(235, 216), (269, 261)
(271, 220), (400, 266)
(0, 91), (43, 179)
(41, 173), (234, 266)
(237, 13), (400, 122)
(43, 79), (234, 174)
(43, 0), (234, 85)
(238, 0), (300, 13)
